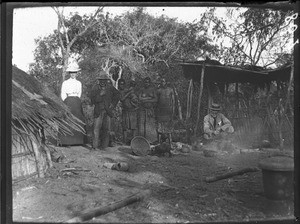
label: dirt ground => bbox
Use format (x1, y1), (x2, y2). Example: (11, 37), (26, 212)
(12, 143), (295, 223)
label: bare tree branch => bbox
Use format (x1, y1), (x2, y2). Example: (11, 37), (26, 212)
(254, 26), (281, 65)
(52, 7), (66, 54)
(68, 7), (104, 48)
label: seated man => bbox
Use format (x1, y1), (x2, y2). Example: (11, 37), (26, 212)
(203, 103), (234, 142)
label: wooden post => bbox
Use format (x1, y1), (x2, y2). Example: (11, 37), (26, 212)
(207, 83), (212, 114)
(173, 86), (183, 120)
(235, 82), (239, 107)
(30, 136), (45, 178)
(194, 64), (205, 135)
(186, 79), (193, 120)
(235, 82), (239, 118)
(284, 62), (294, 113)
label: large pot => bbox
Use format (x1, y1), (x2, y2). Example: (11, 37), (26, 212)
(259, 156), (294, 200)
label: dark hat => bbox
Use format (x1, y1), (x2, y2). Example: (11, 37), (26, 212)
(97, 71), (109, 80)
(210, 103), (221, 111)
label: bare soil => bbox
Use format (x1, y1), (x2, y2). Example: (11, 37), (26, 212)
(12, 145), (294, 223)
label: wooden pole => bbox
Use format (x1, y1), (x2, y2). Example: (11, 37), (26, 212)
(207, 83), (212, 114)
(284, 62), (294, 114)
(173, 86), (183, 120)
(65, 190), (151, 223)
(186, 79), (193, 120)
(30, 138), (45, 178)
(194, 64), (205, 135)
(186, 79), (191, 120)
(205, 167), (260, 183)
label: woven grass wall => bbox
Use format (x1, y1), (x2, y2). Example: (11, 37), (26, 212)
(12, 133), (48, 182)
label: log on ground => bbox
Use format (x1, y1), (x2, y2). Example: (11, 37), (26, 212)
(65, 189), (151, 223)
(205, 167), (260, 183)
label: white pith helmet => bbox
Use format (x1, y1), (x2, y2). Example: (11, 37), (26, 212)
(66, 62), (81, 72)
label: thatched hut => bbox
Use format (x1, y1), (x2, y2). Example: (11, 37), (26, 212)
(12, 66), (85, 182)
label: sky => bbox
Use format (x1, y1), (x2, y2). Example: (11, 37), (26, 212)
(12, 6), (212, 72)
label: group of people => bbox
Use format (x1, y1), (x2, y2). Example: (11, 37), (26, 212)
(118, 75), (176, 146)
(58, 63), (176, 150)
(59, 63), (234, 150)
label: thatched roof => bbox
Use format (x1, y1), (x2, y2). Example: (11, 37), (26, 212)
(12, 66), (85, 139)
(179, 61), (292, 87)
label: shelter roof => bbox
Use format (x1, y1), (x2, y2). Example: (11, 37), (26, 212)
(179, 61), (291, 85)
(12, 66), (85, 138)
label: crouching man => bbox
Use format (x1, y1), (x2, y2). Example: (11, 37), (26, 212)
(203, 103), (234, 143)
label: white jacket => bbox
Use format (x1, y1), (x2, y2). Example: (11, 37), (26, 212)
(61, 78), (82, 101)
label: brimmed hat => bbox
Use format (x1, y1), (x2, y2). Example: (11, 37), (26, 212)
(210, 103), (221, 111)
(66, 63), (81, 72)
(97, 71), (109, 80)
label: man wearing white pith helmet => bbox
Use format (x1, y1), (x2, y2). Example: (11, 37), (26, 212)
(90, 71), (120, 150)
(59, 62), (86, 146)
(203, 103), (234, 141)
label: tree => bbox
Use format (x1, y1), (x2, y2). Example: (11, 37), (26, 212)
(52, 6), (104, 82)
(29, 33), (62, 95)
(204, 7), (294, 68)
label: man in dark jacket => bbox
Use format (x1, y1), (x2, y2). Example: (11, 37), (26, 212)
(90, 71), (120, 150)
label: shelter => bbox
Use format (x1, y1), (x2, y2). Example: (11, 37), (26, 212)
(179, 60), (293, 148)
(180, 61), (291, 86)
(12, 66), (85, 182)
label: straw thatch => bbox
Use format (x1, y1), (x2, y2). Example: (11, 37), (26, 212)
(11, 66), (86, 180)
(12, 65), (85, 139)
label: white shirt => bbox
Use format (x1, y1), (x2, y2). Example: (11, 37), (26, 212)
(61, 78), (82, 101)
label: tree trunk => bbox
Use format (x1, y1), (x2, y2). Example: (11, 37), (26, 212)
(194, 65), (205, 135)
(62, 48), (70, 82)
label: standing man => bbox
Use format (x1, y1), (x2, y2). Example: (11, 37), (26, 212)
(156, 78), (175, 144)
(118, 79), (139, 144)
(59, 62), (86, 146)
(203, 103), (234, 142)
(106, 79), (120, 147)
(90, 71), (120, 150)
(138, 77), (158, 137)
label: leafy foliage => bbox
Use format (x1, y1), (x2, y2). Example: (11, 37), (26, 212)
(204, 7), (294, 67)
(29, 33), (63, 95)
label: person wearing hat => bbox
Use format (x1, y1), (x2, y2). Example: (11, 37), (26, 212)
(59, 62), (86, 146)
(203, 103), (234, 141)
(90, 71), (120, 150)
(118, 78), (139, 144)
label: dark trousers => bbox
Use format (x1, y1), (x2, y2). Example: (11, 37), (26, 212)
(93, 110), (110, 149)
